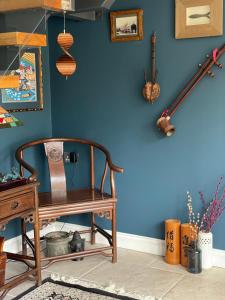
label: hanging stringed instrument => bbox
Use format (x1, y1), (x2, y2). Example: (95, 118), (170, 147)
(157, 43), (225, 137)
(143, 32), (160, 104)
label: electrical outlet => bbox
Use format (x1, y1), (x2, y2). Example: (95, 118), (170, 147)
(64, 152), (79, 163)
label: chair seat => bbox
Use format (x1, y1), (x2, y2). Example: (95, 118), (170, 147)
(38, 188), (115, 220)
(39, 188), (113, 207)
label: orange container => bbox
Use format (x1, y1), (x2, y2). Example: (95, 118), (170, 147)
(181, 223), (193, 267)
(165, 219), (181, 265)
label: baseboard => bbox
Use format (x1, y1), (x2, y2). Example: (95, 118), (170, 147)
(4, 221), (225, 268)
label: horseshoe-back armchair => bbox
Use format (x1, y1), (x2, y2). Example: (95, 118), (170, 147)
(15, 138), (123, 278)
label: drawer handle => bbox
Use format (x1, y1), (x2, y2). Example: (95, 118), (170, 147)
(11, 201), (19, 210)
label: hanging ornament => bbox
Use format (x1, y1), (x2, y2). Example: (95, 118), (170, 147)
(56, 11), (77, 79)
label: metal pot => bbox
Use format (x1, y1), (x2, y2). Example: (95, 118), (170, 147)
(45, 231), (70, 257)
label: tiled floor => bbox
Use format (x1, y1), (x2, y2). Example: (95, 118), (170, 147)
(3, 247), (225, 300)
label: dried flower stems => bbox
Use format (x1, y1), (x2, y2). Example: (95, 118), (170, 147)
(187, 177), (225, 237)
(187, 191), (200, 243)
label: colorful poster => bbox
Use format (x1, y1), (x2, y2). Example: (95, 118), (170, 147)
(2, 52), (37, 103)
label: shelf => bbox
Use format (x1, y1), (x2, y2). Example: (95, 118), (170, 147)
(0, 75), (20, 89)
(0, 0), (74, 13)
(0, 32), (47, 47)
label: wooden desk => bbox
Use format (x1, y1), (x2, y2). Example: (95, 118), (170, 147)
(0, 183), (41, 299)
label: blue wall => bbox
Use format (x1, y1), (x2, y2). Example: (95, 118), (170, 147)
(2, 0), (225, 250)
(0, 45), (52, 239)
(48, 0), (225, 250)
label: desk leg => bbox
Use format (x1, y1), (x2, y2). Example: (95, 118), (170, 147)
(34, 219), (41, 286)
(21, 219), (27, 255)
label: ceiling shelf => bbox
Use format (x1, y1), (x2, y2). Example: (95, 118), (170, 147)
(0, 75), (19, 89)
(0, 0), (74, 13)
(0, 32), (47, 47)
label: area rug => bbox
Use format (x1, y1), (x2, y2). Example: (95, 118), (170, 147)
(13, 278), (139, 300)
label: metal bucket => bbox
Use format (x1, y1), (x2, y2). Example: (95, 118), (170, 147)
(45, 231), (70, 257)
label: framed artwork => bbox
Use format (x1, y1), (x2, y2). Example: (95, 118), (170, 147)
(0, 48), (43, 112)
(175, 0), (223, 39)
(110, 9), (144, 42)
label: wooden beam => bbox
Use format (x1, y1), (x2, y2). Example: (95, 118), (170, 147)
(0, 75), (20, 89)
(0, 32), (47, 47)
(0, 0), (73, 12)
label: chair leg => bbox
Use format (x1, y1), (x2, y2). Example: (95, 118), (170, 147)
(112, 205), (117, 263)
(91, 213), (96, 245)
(34, 216), (41, 286)
(21, 219), (27, 255)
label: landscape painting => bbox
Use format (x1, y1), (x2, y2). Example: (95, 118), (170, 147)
(116, 15), (138, 37)
(110, 9), (143, 42)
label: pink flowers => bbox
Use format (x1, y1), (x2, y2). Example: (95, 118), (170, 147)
(199, 177), (225, 233)
(187, 177), (225, 236)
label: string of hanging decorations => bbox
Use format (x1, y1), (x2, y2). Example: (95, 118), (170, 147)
(56, 11), (77, 79)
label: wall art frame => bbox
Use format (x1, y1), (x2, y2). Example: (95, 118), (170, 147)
(175, 0), (223, 39)
(0, 47), (43, 112)
(110, 9), (144, 42)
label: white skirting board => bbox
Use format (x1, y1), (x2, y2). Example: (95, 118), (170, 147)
(4, 221), (225, 269)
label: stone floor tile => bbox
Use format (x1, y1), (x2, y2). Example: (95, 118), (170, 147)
(118, 248), (159, 266)
(43, 255), (108, 279)
(163, 268), (225, 300)
(82, 259), (183, 299)
(150, 256), (188, 275)
(7, 280), (35, 298)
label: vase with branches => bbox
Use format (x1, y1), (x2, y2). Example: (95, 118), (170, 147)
(187, 177), (225, 269)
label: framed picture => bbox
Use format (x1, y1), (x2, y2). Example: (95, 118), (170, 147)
(110, 9), (144, 42)
(175, 0), (223, 39)
(0, 47), (43, 112)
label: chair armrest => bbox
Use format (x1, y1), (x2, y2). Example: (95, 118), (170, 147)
(15, 148), (38, 183)
(108, 162), (124, 174)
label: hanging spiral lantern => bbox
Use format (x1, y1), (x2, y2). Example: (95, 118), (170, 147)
(56, 12), (77, 79)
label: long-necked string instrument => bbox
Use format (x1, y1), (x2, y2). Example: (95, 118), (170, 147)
(143, 32), (160, 103)
(157, 43), (225, 136)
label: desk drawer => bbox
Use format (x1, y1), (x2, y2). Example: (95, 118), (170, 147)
(0, 192), (34, 219)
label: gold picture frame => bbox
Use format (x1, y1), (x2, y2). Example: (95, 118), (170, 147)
(110, 9), (144, 42)
(175, 0), (223, 39)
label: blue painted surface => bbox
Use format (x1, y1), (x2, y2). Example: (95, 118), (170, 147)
(0, 45), (52, 239)
(2, 0), (225, 250)
(48, 0), (225, 250)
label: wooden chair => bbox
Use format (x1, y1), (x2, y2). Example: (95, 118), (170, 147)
(15, 138), (123, 277)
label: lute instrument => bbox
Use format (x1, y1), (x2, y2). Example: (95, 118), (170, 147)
(143, 32), (160, 104)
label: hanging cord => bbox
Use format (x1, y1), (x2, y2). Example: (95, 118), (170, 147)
(63, 10), (66, 34)
(3, 12), (47, 76)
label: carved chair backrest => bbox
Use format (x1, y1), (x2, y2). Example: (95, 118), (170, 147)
(15, 138), (123, 197)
